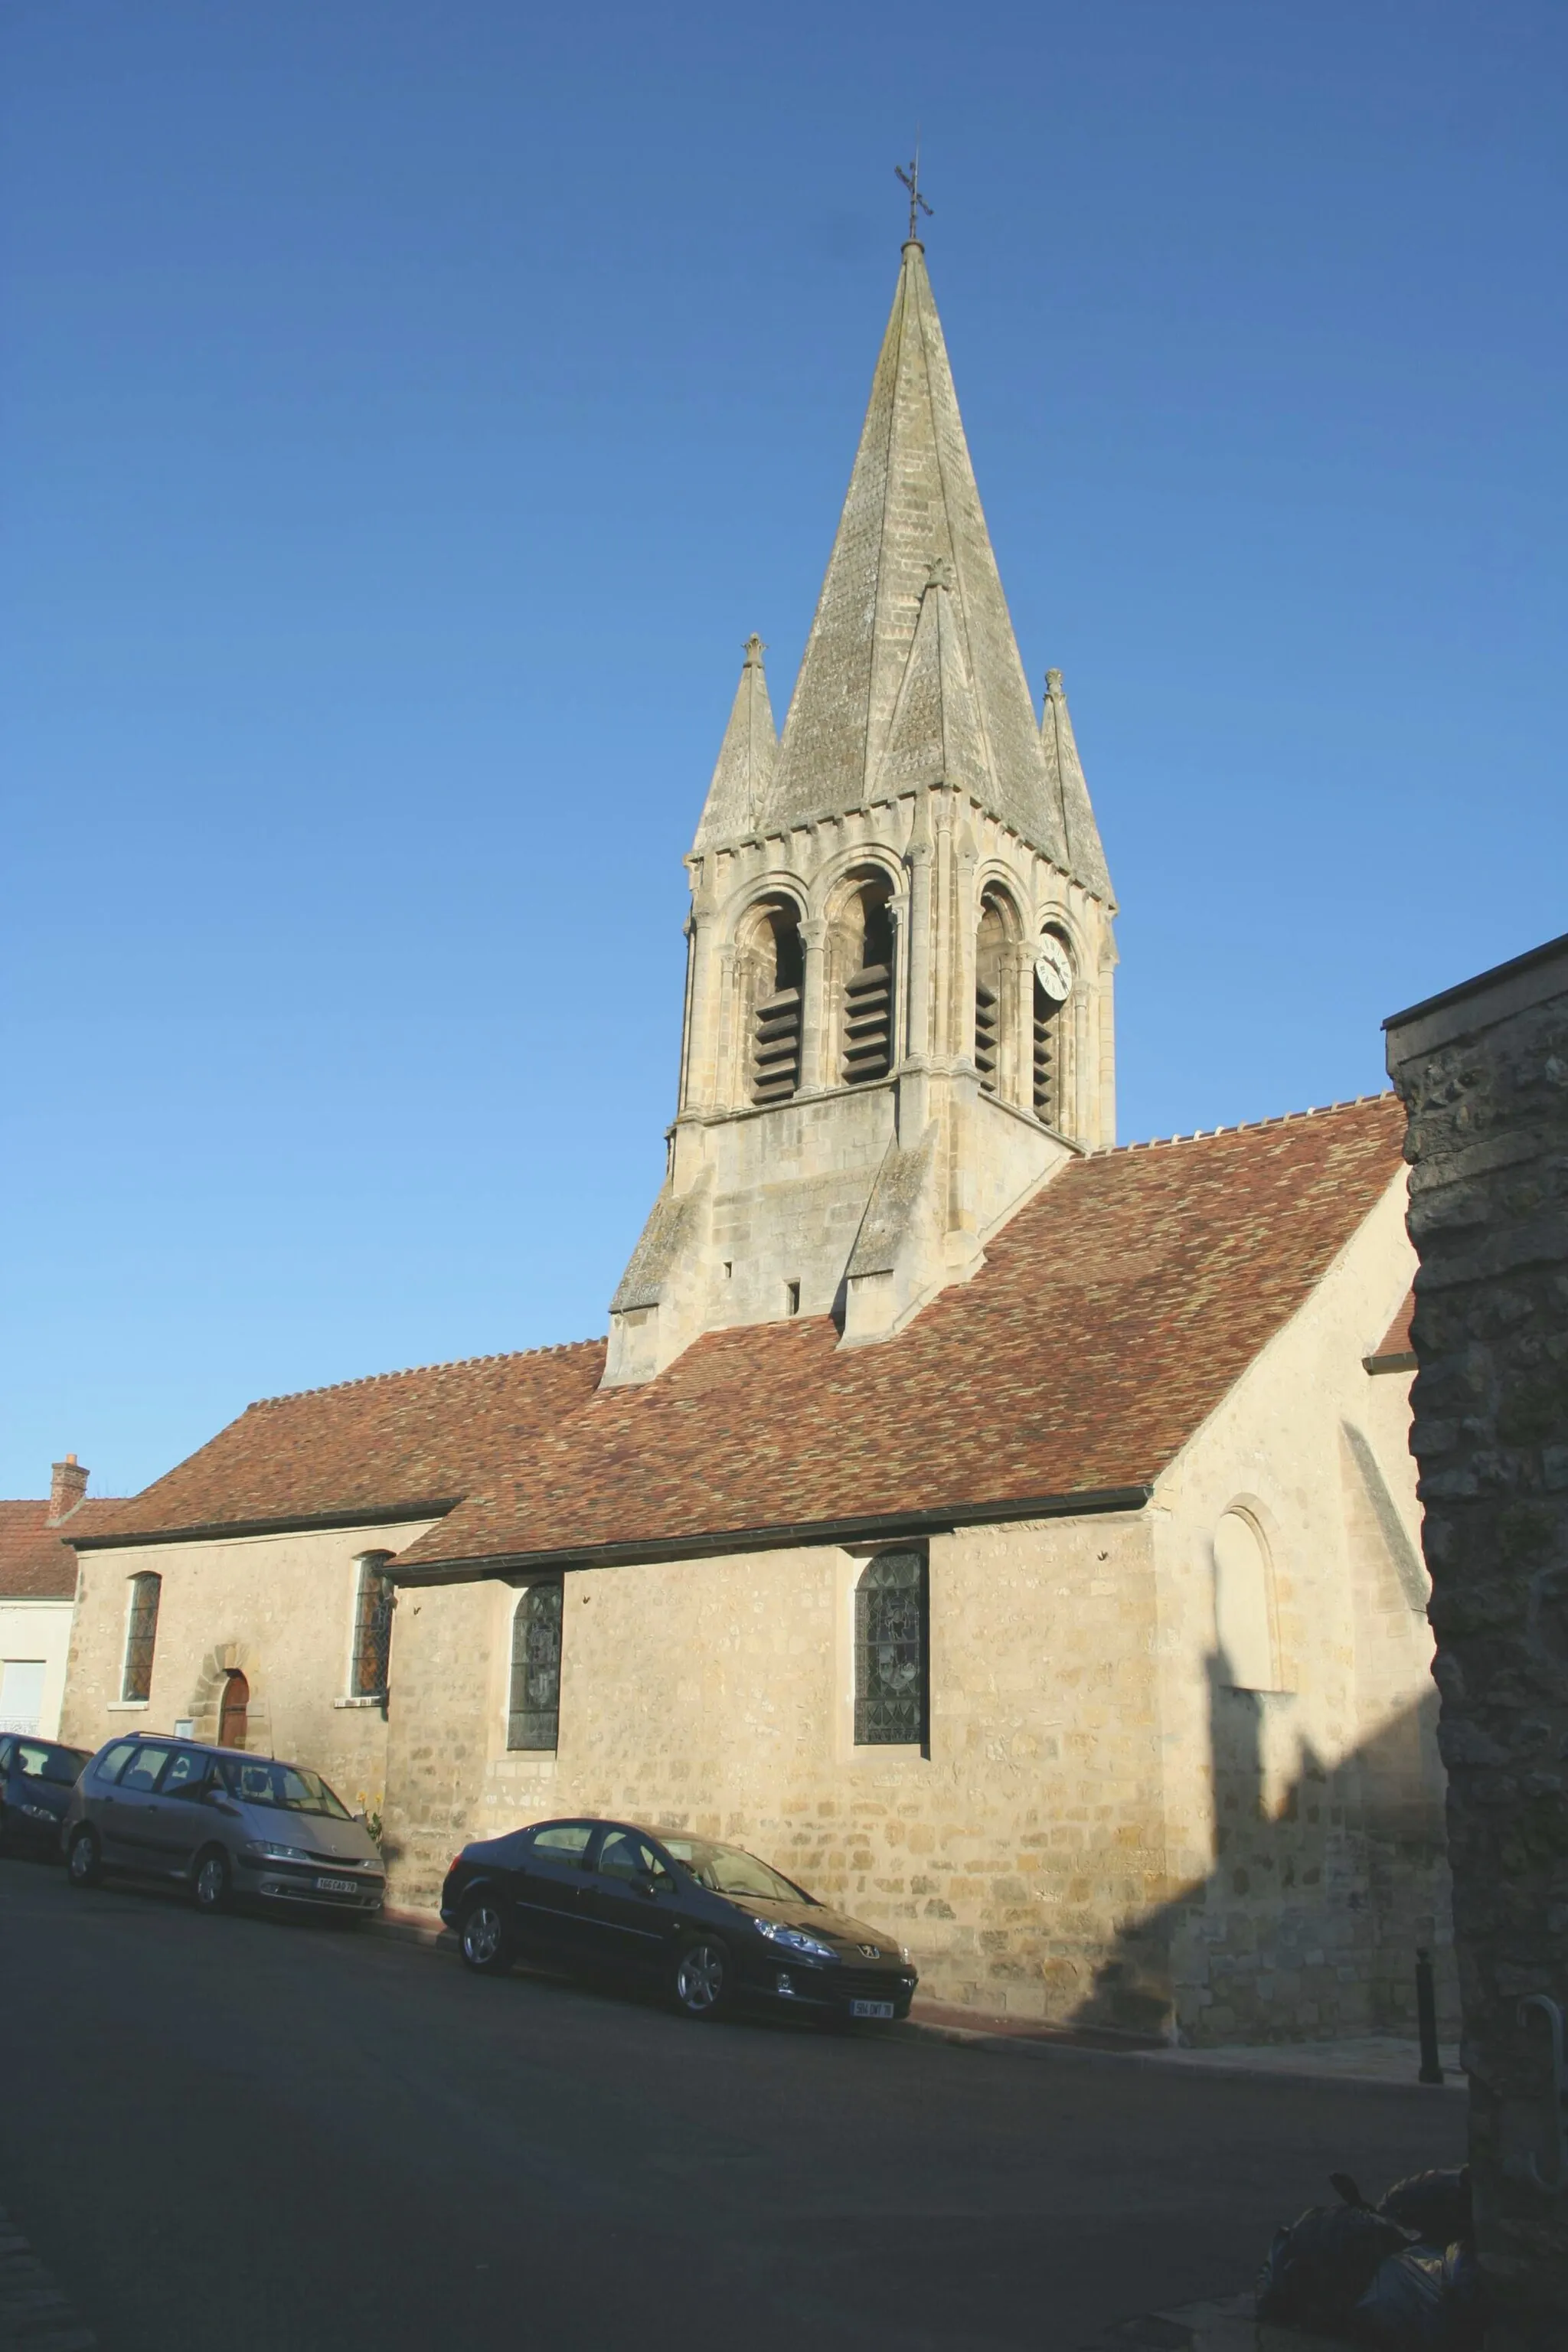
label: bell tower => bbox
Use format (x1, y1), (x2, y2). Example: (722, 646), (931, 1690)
(604, 237), (1117, 1386)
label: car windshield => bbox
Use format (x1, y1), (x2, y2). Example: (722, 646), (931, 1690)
(216, 1758), (351, 1818)
(658, 1836), (812, 1904)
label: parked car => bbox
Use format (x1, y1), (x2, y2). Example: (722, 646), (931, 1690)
(440, 1816), (919, 2024)
(0, 1734), (91, 1860)
(62, 1736), (384, 1918)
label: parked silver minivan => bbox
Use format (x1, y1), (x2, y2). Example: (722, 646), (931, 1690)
(62, 1735), (384, 1918)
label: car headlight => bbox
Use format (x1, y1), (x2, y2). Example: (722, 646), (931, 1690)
(242, 1841), (318, 1864)
(900, 1945), (911, 1963)
(753, 1918), (839, 1962)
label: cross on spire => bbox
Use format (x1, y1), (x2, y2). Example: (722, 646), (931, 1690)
(895, 145), (933, 244)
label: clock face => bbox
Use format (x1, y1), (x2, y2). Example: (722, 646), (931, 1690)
(1034, 936), (1073, 1003)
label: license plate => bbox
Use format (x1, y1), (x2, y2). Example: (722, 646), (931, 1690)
(851, 1999), (895, 2020)
(315, 1876), (358, 1895)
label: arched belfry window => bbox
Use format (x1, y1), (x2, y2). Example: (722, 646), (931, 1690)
(508, 1582), (564, 1750)
(974, 889), (1012, 1094)
(739, 897), (804, 1106)
(837, 874), (895, 1086)
(122, 1572), (161, 1703)
(1033, 927), (1073, 1125)
(854, 1550), (927, 1746)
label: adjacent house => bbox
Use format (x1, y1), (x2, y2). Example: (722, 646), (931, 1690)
(1, 1458), (108, 1740)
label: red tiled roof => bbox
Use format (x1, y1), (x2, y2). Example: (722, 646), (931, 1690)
(73, 1343), (607, 1547)
(393, 1094), (1407, 1574)
(68, 1096), (1408, 1570)
(0, 1498), (120, 1597)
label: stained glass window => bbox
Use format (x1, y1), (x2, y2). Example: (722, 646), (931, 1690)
(351, 1556), (395, 1698)
(854, 1550), (926, 1746)
(508, 1583), (564, 1751)
(122, 1573), (162, 1703)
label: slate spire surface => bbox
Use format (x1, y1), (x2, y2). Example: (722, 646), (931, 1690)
(753, 239), (1095, 884)
(692, 633), (777, 851)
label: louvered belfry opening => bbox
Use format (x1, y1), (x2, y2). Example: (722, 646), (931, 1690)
(745, 898), (804, 1106)
(1033, 975), (1060, 1122)
(975, 892), (1008, 1094)
(1033, 927), (1071, 1125)
(840, 877), (895, 1086)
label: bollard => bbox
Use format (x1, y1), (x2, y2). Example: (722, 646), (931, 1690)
(1416, 1948), (1444, 2085)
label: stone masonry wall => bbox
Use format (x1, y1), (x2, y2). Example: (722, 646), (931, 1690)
(60, 1519), (436, 1824)
(1389, 939), (1568, 2349)
(381, 1510), (1182, 2034)
(1151, 1171), (1454, 2046)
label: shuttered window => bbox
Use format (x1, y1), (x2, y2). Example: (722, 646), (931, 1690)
(1033, 976), (1059, 1120)
(854, 1551), (927, 1746)
(351, 1555), (395, 1697)
(122, 1573), (162, 1703)
(840, 881), (895, 1085)
(748, 902), (805, 1106)
(508, 1583), (564, 1750)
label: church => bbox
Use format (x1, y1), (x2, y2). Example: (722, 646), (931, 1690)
(57, 234), (1446, 2044)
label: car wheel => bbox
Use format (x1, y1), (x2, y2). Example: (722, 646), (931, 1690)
(67, 1826), (103, 1888)
(671, 1936), (731, 2020)
(459, 1896), (513, 1976)
(193, 1847), (230, 1914)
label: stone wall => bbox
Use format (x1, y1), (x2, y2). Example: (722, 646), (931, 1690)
(381, 1509), (1181, 2031)
(1150, 1170), (1453, 2045)
(60, 1517), (436, 1822)
(1388, 936), (1568, 2350)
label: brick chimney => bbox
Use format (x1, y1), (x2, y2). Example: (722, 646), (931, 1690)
(47, 1454), (89, 1524)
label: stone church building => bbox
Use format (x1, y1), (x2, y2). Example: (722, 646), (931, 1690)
(59, 238), (1445, 2043)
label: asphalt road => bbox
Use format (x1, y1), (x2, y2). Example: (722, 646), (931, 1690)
(0, 1859), (1464, 2352)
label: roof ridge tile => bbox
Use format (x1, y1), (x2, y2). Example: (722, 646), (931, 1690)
(253, 1335), (606, 1410)
(1089, 1091), (1396, 1158)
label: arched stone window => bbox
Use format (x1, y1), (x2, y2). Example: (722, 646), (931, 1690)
(835, 873), (895, 1085)
(508, 1581), (564, 1750)
(1213, 1509), (1279, 1692)
(122, 1572), (161, 1703)
(1032, 926), (1073, 1125)
(854, 1550), (927, 1745)
(737, 897), (805, 1106)
(351, 1552), (395, 1698)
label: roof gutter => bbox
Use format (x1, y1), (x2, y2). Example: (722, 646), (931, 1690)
(388, 1483), (1156, 1587)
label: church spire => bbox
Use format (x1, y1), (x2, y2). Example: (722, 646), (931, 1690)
(762, 241), (1074, 872)
(692, 634), (776, 851)
(1041, 670), (1115, 909)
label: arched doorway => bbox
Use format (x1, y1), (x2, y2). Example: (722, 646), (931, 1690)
(218, 1670), (250, 1750)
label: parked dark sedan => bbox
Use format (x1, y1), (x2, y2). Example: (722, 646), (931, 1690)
(440, 1817), (919, 2024)
(0, 1734), (91, 1859)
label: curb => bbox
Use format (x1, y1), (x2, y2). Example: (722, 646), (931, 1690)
(366, 1916), (1463, 2095)
(906, 2022), (1467, 2096)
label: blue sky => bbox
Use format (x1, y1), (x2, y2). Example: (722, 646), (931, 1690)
(4, 1), (1565, 1497)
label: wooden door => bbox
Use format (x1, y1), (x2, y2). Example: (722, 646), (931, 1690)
(218, 1671), (250, 1751)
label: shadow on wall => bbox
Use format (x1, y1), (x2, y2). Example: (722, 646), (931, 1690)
(1073, 1650), (1455, 2047)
